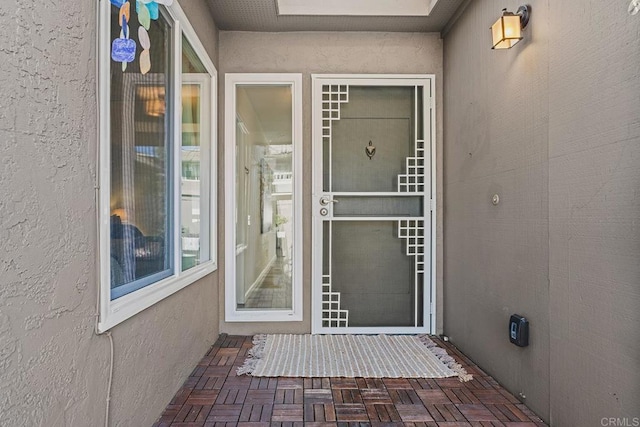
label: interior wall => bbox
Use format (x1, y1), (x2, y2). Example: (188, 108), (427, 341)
(443, 0), (640, 424)
(218, 31), (444, 335)
(235, 89), (277, 301)
(0, 1), (220, 426)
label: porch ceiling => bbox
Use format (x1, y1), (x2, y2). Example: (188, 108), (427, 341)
(207, 0), (468, 33)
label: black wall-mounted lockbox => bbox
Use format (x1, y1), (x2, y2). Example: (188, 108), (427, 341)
(509, 314), (529, 347)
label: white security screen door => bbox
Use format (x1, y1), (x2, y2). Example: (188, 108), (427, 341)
(312, 75), (436, 334)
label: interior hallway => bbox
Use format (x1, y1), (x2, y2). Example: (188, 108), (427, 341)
(242, 256), (293, 310)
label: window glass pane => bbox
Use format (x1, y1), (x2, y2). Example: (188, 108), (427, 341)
(181, 37), (210, 271)
(109, 4), (173, 299)
(235, 85), (294, 311)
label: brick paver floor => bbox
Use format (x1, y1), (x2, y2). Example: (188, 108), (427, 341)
(153, 334), (548, 426)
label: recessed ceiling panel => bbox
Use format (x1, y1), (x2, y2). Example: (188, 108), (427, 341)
(276, 0), (437, 17)
(207, 0), (468, 33)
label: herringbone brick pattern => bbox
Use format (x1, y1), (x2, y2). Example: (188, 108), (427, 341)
(153, 335), (548, 427)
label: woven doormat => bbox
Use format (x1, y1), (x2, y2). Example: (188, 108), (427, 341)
(237, 334), (472, 381)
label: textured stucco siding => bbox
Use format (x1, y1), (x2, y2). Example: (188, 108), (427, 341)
(217, 31), (444, 336)
(547, 1), (640, 425)
(0, 1), (220, 426)
(444, 0), (640, 425)
(443, 0), (550, 419)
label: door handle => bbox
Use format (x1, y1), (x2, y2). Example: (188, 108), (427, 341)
(319, 197), (339, 206)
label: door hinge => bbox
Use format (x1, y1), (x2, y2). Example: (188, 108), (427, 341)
(430, 199), (435, 211)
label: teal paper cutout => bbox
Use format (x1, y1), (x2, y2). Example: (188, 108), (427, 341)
(146, 1), (159, 20)
(135, 0), (160, 22)
(136, 0), (151, 30)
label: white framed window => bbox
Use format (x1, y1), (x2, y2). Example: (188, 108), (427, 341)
(225, 74), (303, 322)
(97, 0), (217, 332)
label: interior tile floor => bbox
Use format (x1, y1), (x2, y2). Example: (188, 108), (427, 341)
(154, 334), (548, 427)
(242, 257), (292, 309)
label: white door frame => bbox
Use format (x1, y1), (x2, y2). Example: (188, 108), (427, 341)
(311, 74), (437, 334)
(224, 73), (304, 322)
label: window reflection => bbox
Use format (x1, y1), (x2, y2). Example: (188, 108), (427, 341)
(180, 36), (211, 271)
(109, 4), (172, 299)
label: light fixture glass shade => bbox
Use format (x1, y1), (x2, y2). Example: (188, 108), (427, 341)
(491, 13), (522, 49)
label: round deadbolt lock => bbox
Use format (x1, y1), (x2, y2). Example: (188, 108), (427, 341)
(319, 208), (329, 216)
(492, 194), (500, 205)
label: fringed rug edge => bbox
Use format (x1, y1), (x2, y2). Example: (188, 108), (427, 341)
(416, 335), (473, 382)
(236, 334), (267, 376)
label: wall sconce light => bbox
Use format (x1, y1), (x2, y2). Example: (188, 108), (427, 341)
(491, 5), (530, 49)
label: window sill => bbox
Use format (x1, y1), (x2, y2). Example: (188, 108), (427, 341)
(98, 261), (217, 333)
(225, 309), (303, 323)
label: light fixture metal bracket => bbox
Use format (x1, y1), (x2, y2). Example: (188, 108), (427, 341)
(516, 5), (530, 29)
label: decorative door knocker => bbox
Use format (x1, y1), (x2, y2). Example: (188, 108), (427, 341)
(365, 140), (376, 160)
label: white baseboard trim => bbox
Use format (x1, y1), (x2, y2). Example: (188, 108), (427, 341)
(245, 255), (277, 299)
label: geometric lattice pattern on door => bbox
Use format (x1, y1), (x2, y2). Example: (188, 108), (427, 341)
(322, 274), (349, 327)
(398, 220), (426, 284)
(398, 141), (426, 192)
(321, 85), (349, 154)
(321, 85), (351, 328)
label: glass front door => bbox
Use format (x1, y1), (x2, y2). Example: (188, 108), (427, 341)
(312, 76), (435, 333)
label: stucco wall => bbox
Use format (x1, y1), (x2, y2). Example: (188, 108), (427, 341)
(443, 0), (640, 424)
(547, 1), (640, 425)
(218, 31), (444, 335)
(0, 1), (220, 426)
